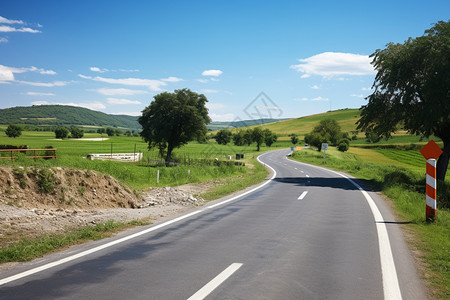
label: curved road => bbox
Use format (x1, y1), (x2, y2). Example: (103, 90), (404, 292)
(0, 149), (425, 299)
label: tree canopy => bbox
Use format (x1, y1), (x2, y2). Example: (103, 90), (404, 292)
(54, 126), (69, 139)
(357, 20), (450, 180)
(139, 89), (210, 163)
(5, 124), (22, 138)
(305, 119), (345, 151)
(215, 129), (232, 145)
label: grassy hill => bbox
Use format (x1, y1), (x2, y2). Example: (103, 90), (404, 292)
(227, 108), (361, 137)
(0, 105), (141, 130)
(207, 118), (289, 131)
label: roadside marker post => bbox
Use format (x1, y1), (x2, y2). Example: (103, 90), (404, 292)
(420, 140), (443, 222)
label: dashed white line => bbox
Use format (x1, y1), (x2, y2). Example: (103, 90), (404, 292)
(306, 175), (310, 177)
(188, 263), (243, 300)
(298, 191), (308, 200)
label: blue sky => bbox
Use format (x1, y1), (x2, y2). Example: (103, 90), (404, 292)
(1, 1), (448, 122)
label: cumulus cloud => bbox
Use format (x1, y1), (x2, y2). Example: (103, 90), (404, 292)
(161, 76), (183, 82)
(90, 67), (108, 73)
(26, 92), (55, 96)
(94, 88), (148, 96)
(110, 112), (141, 116)
(200, 89), (219, 94)
(291, 52), (375, 78)
(18, 80), (68, 87)
(31, 100), (106, 110)
(106, 97), (141, 105)
(310, 85), (320, 89)
(0, 65), (56, 83)
(196, 78), (209, 83)
(202, 69), (223, 77)
(0, 16), (24, 25)
(296, 96), (329, 101)
(0, 37), (7, 43)
(350, 94), (364, 98)
(206, 103), (226, 110)
(209, 113), (234, 122)
(78, 74), (167, 91)
(0, 25), (41, 33)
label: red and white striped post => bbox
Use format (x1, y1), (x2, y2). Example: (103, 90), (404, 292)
(420, 140), (443, 223)
(425, 158), (437, 222)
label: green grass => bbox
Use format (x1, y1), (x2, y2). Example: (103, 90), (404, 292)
(290, 148), (449, 298)
(0, 219), (151, 263)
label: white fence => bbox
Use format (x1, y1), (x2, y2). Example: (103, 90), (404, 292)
(87, 152), (143, 162)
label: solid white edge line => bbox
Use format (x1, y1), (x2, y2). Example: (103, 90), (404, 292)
(187, 263), (243, 300)
(0, 153), (276, 287)
(285, 155), (402, 300)
(298, 191), (308, 200)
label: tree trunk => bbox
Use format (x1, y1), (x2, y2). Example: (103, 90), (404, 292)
(165, 144), (173, 167)
(436, 140), (449, 181)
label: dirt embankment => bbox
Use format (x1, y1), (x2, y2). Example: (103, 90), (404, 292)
(0, 166), (207, 248)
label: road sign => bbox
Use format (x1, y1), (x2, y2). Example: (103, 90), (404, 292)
(420, 140), (443, 159)
(321, 143), (328, 151)
(420, 140), (443, 222)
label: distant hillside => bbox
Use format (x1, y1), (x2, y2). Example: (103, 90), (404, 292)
(207, 118), (289, 131)
(0, 105), (141, 130)
(236, 109), (362, 137)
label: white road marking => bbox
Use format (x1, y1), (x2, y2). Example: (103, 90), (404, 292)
(294, 167), (298, 170)
(306, 175), (310, 177)
(0, 154), (275, 287)
(300, 171), (304, 173)
(286, 155), (402, 300)
(298, 191), (308, 200)
(187, 263), (243, 300)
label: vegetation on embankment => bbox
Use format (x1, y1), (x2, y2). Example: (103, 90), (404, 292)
(290, 147), (449, 299)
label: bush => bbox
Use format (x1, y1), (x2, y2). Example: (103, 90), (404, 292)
(54, 127), (69, 139)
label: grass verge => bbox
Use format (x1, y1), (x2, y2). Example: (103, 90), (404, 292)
(291, 148), (449, 299)
(0, 219), (151, 263)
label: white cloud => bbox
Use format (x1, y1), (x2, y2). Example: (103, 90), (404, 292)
(0, 65), (15, 81)
(90, 66), (108, 73)
(78, 74), (167, 91)
(291, 52), (375, 78)
(31, 101), (106, 110)
(202, 69), (223, 77)
(106, 97), (141, 105)
(0, 25), (41, 33)
(111, 112), (142, 116)
(196, 78), (209, 83)
(209, 113), (234, 122)
(18, 80), (68, 87)
(0, 65), (56, 82)
(0, 37), (7, 43)
(362, 87), (372, 91)
(312, 96), (329, 101)
(200, 89), (219, 94)
(257, 105), (280, 110)
(94, 88), (148, 96)
(118, 69), (139, 72)
(26, 92), (55, 96)
(206, 103), (226, 110)
(310, 85), (320, 89)
(0, 16), (24, 25)
(350, 94), (364, 98)
(161, 76), (183, 82)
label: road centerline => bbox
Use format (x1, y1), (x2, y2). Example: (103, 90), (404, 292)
(298, 191), (308, 200)
(187, 263), (243, 300)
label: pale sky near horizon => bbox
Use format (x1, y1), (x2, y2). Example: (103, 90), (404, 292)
(1, 1), (448, 122)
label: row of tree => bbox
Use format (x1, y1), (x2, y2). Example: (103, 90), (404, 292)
(54, 126), (84, 139)
(304, 119), (350, 152)
(213, 128), (278, 151)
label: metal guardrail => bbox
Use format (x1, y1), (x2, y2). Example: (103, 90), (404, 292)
(0, 149), (57, 161)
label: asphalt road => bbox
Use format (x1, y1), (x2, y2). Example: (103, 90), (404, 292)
(0, 149), (426, 299)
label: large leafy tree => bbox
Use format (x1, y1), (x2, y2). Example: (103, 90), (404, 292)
(357, 21), (450, 180)
(5, 124), (22, 138)
(139, 89), (210, 164)
(305, 119), (343, 151)
(215, 129), (232, 145)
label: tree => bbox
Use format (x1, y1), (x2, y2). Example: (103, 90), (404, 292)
(289, 133), (298, 145)
(252, 127), (265, 151)
(54, 126), (69, 139)
(5, 124), (22, 138)
(97, 128), (106, 135)
(243, 129), (253, 146)
(264, 129), (277, 147)
(357, 21), (450, 180)
(70, 126), (84, 138)
(304, 119), (343, 151)
(215, 129), (232, 145)
(105, 127), (115, 137)
(138, 89), (210, 164)
(233, 130), (246, 146)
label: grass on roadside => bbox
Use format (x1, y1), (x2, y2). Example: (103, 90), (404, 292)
(0, 219), (151, 263)
(291, 148), (449, 299)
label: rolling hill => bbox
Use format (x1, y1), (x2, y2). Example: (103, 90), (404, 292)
(0, 105), (141, 130)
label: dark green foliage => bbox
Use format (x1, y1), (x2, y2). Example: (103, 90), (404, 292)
(97, 128), (106, 134)
(357, 21), (450, 180)
(5, 124), (22, 138)
(35, 168), (57, 194)
(233, 130), (245, 146)
(252, 127), (265, 151)
(0, 105), (141, 130)
(13, 167), (27, 189)
(263, 129), (277, 147)
(139, 89), (210, 164)
(215, 129), (232, 145)
(54, 126), (69, 139)
(105, 127), (115, 137)
(289, 133), (298, 145)
(304, 119), (344, 151)
(70, 126), (84, 138)
(337, 139), (350, 152)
